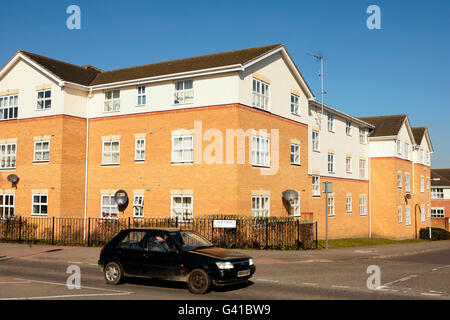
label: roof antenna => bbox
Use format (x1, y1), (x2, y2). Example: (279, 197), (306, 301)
(307, 53), (326, 129)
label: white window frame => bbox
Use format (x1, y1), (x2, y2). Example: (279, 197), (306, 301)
(171, 194), (193, 221)
(405, 207), (411, 225)
(420, 176), (424, 193)
(404, 142), (409, 160)
(396, 140), (402, 155)
(33, 140), (50, 162)
(0, 94), (18, 120)
(174, 80), (194, 105)
(101, 194), (119, 219)
(421, 205), (426, 222)
(137, 86), (146, 106)
(252, 78), (270, 111)
(37, 89), (51, 110)
(346, 195), (352, 213)
(32, 194), (48, 216)
(346, 156), (352, 173)
(290, 195), (301, 217)
(172, 135), (194, 164)
(431, 188), (444, 199)
(312, 175), (320, 197)
(359, 195), (367, 216)
(398, 207), (403, 224)
(252, 195), (270, 218)
(252, 135), (270, 167)
(328, 153), (334, 173)
(290, 143), (300, 165)
(397, 172), (402, 188)
(431, 208), (444, 218)
(359, 128), (367, 144)
(327, 196), (335, 217)
(419, 149), (424, 164)
(345, 121), (352, 136)
(102, 140), (120, 165)
(0, 142), (17, 169)
(133, 194), (144, 218)
(312, 130), (320, 152)
(290, 93), (299, 115)
(405, 174), (411, 193)
(135, 138), (146, 161)
(359, 159), (366, 179)
(0, 194), (14, 219)
(327, 114), (334, 132)
(104, 90), (120, 112)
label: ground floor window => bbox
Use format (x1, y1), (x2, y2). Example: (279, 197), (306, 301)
(421, 205), (426, 222)
(398, 207), (402, 224)
(171, 195), (193, 221)
(431, 208), (445, 218)
(312, 175), (320, 196)
(101, 194), (119, 219)
(346, 195), (352, 213)
(359, 195), (367, 216)
(32, 194), (48, 216)
(405, 207), (411, 225)
(0, 194), (14, 219)
(327, 196), (335, 216)
(290, 195), (300, 217)
(252, 195), (270, 218)
(133, 195), (144, 218)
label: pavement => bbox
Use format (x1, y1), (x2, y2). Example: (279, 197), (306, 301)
(0, 240), (449, 300)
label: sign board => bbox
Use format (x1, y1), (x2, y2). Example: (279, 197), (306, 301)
(213, 220), (236, 228)
(322, 182), (333, 194)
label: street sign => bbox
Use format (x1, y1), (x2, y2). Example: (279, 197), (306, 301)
(322, 181), (332, 193)
(213, 220), (236, 228)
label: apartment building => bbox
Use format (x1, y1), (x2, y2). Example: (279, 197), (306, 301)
(430, 169), (450, 231)
(0, 43), (435, 239)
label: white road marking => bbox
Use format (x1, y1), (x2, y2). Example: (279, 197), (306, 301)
(0, 281), (32, 284)
(302, 283), (319, 286)
(377, 274), (417, 290)
(420, 292), (442, 297)
(332, 285), (350, 289)
(2, 292), (132, 300)
(256, 279), (279, 283)
(68, 261), (83, 264)
(431, 265), (450, 272)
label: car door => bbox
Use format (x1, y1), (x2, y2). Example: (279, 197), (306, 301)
(115, 230), (148, 276)
(142, 231), (183, 280)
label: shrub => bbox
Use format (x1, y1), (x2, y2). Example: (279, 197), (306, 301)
(419, 227), (450, 240)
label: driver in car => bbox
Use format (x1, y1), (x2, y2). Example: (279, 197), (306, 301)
(148, 233), (170, 252)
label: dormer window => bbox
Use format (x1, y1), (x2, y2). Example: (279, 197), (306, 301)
(174, 80), (194, 104)
(104, 90), (120, 112)
(37, 90), (51, 110)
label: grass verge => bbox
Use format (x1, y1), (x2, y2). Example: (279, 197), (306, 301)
(317, 238), (427, 249)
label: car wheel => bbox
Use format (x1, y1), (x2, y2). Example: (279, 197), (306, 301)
(187, 269), (211, 294)
(104, 262), (123, 285)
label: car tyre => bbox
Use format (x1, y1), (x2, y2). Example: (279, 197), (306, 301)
(187, 269), (211, 294)
(104, 261), (124, 285)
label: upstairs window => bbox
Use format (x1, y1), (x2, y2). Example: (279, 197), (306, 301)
(327, 114), (334, 132)
(359, 128), (367, 144)
(431, 208), (444, 218)
(405, 174), (411, 193)
(431, 188), (444, 199)
(252, 78), (269, 111)
(172, 135), (194, 163)
(102, 140), (120, 165)
(312, 175), (320, 196)
(0, 95), (18, 120)
(0, 143), (16, 169)
(359, 159), (366, 179)
(346, 156), (352, 173)
(37, 90), (51, 110)
(174, 80), (194, 104)
(397, 172), (402, 188)
(420, 177), (424, 193)
(346, 121), (352, 136)
(104, 90), (120, 112)
(404, 142), (409, 160)
(312, 130), (320, 152)
(34, 141), (50, 162)
(290, 94), (299, 115)
(396, 140), (402, 155)
(419, 149), (424, 164)
(137, 86), (146, 106)
(252, 135), (270, 167)
(290, 143), (300, 165)
(328, 153), (335, 173)
(135, 138), (146, 161)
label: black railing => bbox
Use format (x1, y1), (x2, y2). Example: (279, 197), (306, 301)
(0, 216), (318, 250)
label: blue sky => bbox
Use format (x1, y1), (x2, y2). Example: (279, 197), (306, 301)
(0, 0), (448, 167)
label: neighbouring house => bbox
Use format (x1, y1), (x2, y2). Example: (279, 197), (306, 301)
(430, 169), (450, 231)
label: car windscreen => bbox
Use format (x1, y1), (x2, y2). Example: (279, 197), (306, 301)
(170, 231), (214, 251)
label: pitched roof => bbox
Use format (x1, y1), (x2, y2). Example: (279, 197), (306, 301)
(431, 169), (450, 187)
(89, 43), (283, 85)
(20, 50), (101, 86)
(411, 127), (426, 144)
(17, 44), (284, 87)
(358, 114), (407, 137)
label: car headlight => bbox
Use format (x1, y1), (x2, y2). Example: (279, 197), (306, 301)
(216, 261), (234, 269)
(248, 258), (254, 266)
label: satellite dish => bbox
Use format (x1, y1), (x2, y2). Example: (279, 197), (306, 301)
(7, 174), (19, 185)
(282, 190), (299, 203)
(114, 190), (129, 210)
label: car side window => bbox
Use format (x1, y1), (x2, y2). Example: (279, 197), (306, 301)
(117, 231), (147, 250)
(147, 232), (176, 253)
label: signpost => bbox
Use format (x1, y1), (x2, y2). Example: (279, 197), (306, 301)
(213, 220), (237, 229)
(323, 182), (333, 249)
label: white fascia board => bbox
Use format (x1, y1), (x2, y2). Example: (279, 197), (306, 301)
(367, 135), (397, 141)
(63, 81), (91, 91)
(403, 116), (417, 145)
(309, 99), (375, 129)
(424, 129), (434, 153)
(90, 64), (243, 91)
(0, 53), (65, 87)
(242, 46), (315, 99)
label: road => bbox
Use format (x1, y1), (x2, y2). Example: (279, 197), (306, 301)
(0, 246), (449, 300)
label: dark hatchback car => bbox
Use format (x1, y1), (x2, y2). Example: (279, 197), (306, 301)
(98, 228), (256, 294)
